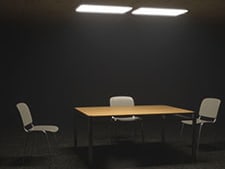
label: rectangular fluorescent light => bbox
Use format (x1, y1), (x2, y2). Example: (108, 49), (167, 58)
(76, 4), (132, 14)
(132, 7), (188, 16)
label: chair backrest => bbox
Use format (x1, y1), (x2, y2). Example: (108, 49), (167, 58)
(110, 96), (134, 107)
(199, 98), (221, 119)
(16, 102), (33, 127)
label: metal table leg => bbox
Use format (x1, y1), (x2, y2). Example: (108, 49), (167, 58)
(161, 115), (166, 143)
(192, 112), (197, 162)
(88, 117), (93, 167)
(74, 111), (77, 148)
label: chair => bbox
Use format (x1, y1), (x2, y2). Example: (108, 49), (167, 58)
(16, 102), (59, 162)
(180, 98), (221, 151)
(109, 96), (144, 142)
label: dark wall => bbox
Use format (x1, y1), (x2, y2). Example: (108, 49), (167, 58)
(2, 14), (225, 131)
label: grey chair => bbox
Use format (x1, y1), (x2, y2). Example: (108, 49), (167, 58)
(16, 102), (59, 161)
(180, 98), (221, 151)
(109, 96), (144, 142)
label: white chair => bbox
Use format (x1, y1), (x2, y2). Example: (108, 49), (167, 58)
(16, 102), (59, 161)
(180, 98), (221, 151)
(109, 96), (144, 142)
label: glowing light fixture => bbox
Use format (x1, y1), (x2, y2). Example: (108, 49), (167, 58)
(132, 7), (188, 16)
(75, 4), (132, 14)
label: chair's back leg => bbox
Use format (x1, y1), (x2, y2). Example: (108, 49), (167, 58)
(197, 123), (203, 153)
(22, 133), (30, 164)
(180, 123), (184, 136)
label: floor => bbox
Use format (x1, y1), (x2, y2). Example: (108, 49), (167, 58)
(1, 116), (225, 169)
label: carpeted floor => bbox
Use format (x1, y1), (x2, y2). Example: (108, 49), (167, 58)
(1, 116), (225, 169)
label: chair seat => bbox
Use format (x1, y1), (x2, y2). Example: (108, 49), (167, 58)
(112, 115), (141, 122)
(29, 125), (59, 133)
(181, 119), (215, 125)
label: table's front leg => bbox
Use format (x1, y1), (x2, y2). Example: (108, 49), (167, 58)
(161, 115), (166, 143)
(74, 110), (78, 148)
(192, 112), (197, 162)
(88, 117), (93, 166)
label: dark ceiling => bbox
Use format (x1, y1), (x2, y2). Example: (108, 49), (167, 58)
(1, 0), (225, 22)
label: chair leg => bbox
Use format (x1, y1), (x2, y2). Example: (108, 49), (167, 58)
(180, 123), (184, 136)
(108, 120), (113, 144)
(44, 133), (51, 155)
(114, 121), (121, 142)
(44, 132), (54, 169)
(53, 133), (59, 151)
(22, 133), (30, 164)
(197, 124), (203, 153)
(133, 121), (138, 141)
(109, 119), (116, 144)
(53, 133), (57, 144)
(22, 133), (35, 163)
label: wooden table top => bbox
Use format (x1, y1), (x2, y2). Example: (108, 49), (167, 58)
(75, 105), (193, 117)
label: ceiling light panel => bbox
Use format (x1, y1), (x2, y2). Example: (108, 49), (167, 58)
(76, 4), (132, 14)
(132, 7), (188, 16)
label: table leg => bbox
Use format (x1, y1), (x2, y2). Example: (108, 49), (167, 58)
(192, 112), (197, 162)
(161, 115), (166, 143)
(88, 117), (93, 166)
(74, 111), (77, 148)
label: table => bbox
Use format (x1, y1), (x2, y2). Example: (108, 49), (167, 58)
(74, 105), (197, 166)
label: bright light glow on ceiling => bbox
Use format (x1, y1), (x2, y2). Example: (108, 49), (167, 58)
(131, 7), (188, 16)
(75, 4), (133, 14)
